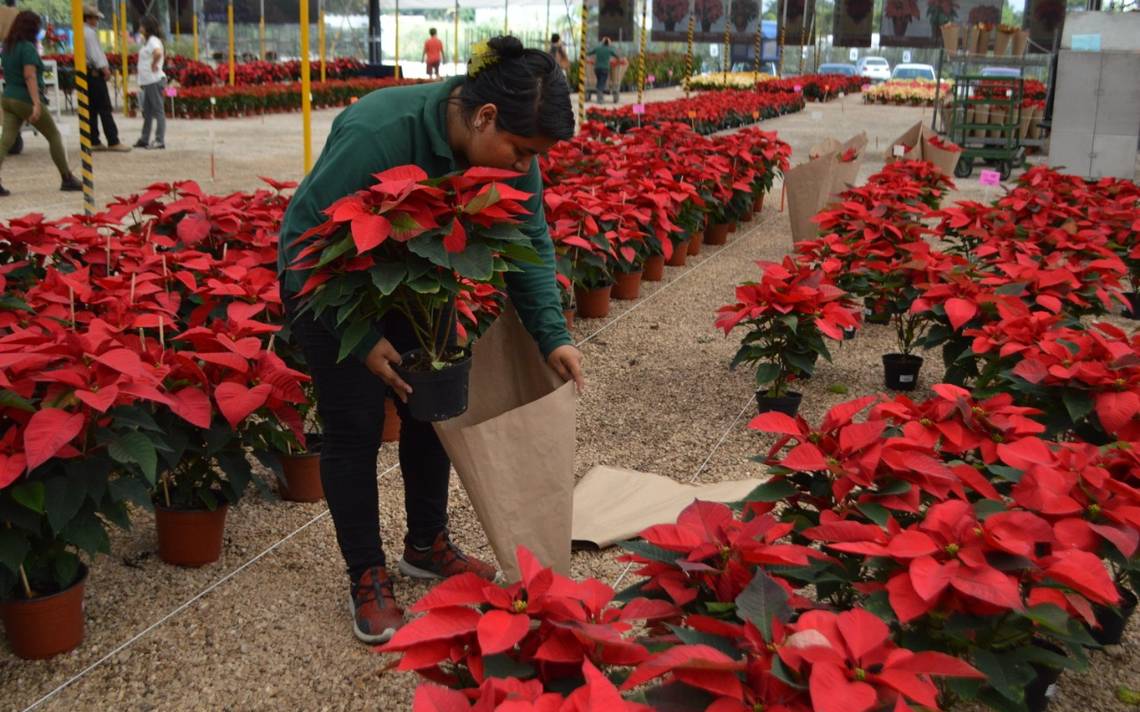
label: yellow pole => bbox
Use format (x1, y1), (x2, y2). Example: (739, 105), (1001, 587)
(71, 0), (95, 214)
(753, 10), (761, 84)
(504, 0), (509, 34)
(193, 10), (199, 61)
(227, 1), (235, 85)
(301, 0), (313, 172)
(111, 5), (119, 54)
(259, 3), (265, 59)
(636, 0), (647, 104)
(683, 0), (694, 97)
(120, 0), (129, 117)
(454, 0), (460, 75)
(319, 8), (327, 82)
(175, 0), (181, 40)
(577, 0), (587, 125)
(723, 0), (730, 80)
(394, 0), (400, 78)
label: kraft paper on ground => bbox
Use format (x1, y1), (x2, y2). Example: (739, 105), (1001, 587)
(571, 466), (763, 548)
(434, 304), (575, 581)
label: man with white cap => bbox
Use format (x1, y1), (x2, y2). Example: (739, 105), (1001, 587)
(83, 4), (130, 152)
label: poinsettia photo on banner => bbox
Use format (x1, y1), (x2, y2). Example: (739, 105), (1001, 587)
(833, 0), (875, 47)
(598, 0), (635, 42)
(1024, 0), (1065, 52)
(880, 0), (1004, 47)
(651, 0), (762, 43)
(778, 0), (815, 46)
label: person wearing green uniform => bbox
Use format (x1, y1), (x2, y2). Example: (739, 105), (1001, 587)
(587, 36), (620, 104)
(0, 11), (82, 197)
(278, 36), (584, 645)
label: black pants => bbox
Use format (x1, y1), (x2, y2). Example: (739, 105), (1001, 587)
(592, 68), (610, 103)
(88, 73), (119, 146)
(283, 289), (452, 581)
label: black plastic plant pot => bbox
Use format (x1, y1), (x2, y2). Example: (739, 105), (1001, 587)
(1024, 640), (1065, 712)
(1089, 586), (1138, 646)
(882, 353), (923, 391)
(393, 349), (473, 422)
(843, 326), (858, 340)
(756, 390), (802, 416)
(1124, 291), (1140, 320)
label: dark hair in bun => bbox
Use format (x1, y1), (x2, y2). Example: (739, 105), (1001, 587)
(457, 35), (574, 141)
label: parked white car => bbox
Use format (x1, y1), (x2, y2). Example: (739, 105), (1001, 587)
(856, 57), (891, 82)
(891, 63), (938, 81)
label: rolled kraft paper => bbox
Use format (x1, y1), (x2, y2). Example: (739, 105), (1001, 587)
(989, 107), (1007, 139)
(972, 104), (990, 138)
(829, 158), (862, 202)
(967, 25), (981, 54)
(993, 30), (1013, 56)
(964, 107), (975, 125)
(941, 23), (960, 52)
(784, 153), (837, 244)
(1019, 106), (1034, 139)
(884, 121), (923, 162)
(1012, 29), (1028, 57)
(922, 136), (961, 176)
(974, 25), (991, 54)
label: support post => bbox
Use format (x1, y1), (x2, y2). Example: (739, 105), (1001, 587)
(192, 0), (199, 61)
(636, 0), (648, 104)
(227, 0), (235, 85)
(120, 0), (129, 117)
(368, 0), (381, 64)
(71, 0), (95, 214)
(454, 0), (460, 75)
(577, 0), (588, 125)
(683, 0), (694, 97)
(301, 0), (313, 172)
(394, 0), (401, 77)
(319, 3), (327, 82)
(259, 0), (266, 59)
(723, 0), (730, 80)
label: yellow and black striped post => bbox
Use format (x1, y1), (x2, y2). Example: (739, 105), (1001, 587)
(636, 0), (648, 105)
(70, 0), (95, 214)
(683, 0), (694, 98)
(722, 0), (730, 81)
(228, 0), (236, 85)
(753, 10), (762, 83)
(577, 0), (588, 126)
(301, 0), (313, 172)
(120, 0), (129, 117)
(319, 4), (327, 83)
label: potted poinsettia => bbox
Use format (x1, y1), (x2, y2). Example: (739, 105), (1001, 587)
(715, 257), (859, 415)
(293, 166), (540, 421)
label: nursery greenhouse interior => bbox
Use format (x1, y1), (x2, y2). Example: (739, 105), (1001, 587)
(1, 0), (1139, 709)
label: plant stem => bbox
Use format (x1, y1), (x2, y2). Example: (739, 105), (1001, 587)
(18, 563), (33, 599)
(162, 474), (172, 508)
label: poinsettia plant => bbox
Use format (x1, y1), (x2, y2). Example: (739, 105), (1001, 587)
(292, 166), (541, 369)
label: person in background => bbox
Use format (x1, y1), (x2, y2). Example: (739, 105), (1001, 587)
(83, 4), (130, 152)
(0, 10), (83, 196)
(134, 15), (165, 149)
(548, 33), (570, 78)
(422, 28), (444, 79)
(587, 36), (618, 103)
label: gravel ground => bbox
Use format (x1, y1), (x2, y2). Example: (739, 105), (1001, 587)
(3, 93), (1138, 712)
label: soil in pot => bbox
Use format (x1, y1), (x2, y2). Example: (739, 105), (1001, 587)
(705, 222), (731, 245)
(574, 285), (612, 319)
(382, 397), (401, 442)
(688, 230), (704, 256)
(1124, 291), (1140, 320)
(392, 348), (473, 422)
(756, 390), (803, 416)
(1090, 586), (1138, 646)
(667, 240), (690, 266)
(643, 254), (666, 281)
(883, 353), (923, 391)
(278, 434), (324, 502)
(156, 502), (229, 567)
(612, 270), (643, 300)
(0, 564), (88, 659)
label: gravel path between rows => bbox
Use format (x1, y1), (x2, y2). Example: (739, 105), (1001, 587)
(3, 93), (1137, 712)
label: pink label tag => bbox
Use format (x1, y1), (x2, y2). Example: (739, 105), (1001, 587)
(632, 103), (646, 115)
(979, 169), (1001, 186)
(862, 84), (872, 92)
(165, 86), (178, 97)
(793, 84), (803, 93)
(647, 74), (656, 83)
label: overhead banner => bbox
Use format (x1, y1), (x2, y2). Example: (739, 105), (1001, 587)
(879, 0), (1002, 47)
(1024, 0), (1064, 52)
(651, 0), (762, 42)
(201, 0), (318, 24)
(832, 0), (874, 47)
(598, 0), (636, 42)
(778, 0), (815, 47)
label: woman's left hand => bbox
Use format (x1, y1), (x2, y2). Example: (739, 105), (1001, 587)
(547, 344), (585, 392)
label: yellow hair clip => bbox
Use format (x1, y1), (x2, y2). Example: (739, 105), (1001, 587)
(468, 40), (499, 78)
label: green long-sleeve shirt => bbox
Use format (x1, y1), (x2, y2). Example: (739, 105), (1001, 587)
(278, 76), (572, 360)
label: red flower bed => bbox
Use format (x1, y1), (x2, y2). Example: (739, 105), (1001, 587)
(586, 89), (805, 134)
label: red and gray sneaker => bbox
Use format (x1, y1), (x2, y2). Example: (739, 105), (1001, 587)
(348, 565), (404, 644)
(398, 530), (498, 581)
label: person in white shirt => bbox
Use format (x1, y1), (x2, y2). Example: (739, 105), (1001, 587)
(83, 4), (129, 151)
(133, 15), (166, 149)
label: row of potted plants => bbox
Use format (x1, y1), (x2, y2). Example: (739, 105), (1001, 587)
(686, 74), (865, 102)
(43, 53), (366, 88)
(374, 167), (1139, 711)
(863, 79), (955, 107)
(130, 77), (423, 119)
(586, 88), (806, 134)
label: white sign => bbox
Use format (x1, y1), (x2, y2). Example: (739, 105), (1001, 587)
(709, 44), (719, 58)
(849, 48), (859, 61)
(903, 50), (912, 63)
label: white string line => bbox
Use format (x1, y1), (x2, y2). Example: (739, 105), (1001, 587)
(610, 391), (758, 592)
(22, 215), (769, 711)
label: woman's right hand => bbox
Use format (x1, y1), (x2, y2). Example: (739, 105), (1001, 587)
(29, 103), (41, 123)
(365, 338), (413, 402)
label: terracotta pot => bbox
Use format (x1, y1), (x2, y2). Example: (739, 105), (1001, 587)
(278, 452), (323, 502)
(563, 308), (575, 329)
(705, 222), (731, 245)
(667, 240), (690, 266)
(687, 231), (704, 255)
(643, 254), (666, 281)
(382, 397), (401, 443)
(728, 221), (739, 234)
(574, 285), (612, 319)
(740, 209), (754, 223)
(1, 565), (87, 660)
(612, 270), (643, 300)
(753, 193), (765, 213)
(155, 502), (229, 567)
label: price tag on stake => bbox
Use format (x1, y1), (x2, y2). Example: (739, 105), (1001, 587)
(893, 144), (906, 157)
(210, 96), (217, 105)
(793, 84), (802, 93)
(165, 86), (178, 97)
(979, 169), (1001, 186)
(647, 74), (656, 83)
(752, 110), (759, 119)
(687, 110), (697, 119)
(632, 103), (646, 115)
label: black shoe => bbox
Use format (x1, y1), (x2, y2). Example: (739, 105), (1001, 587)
(0, 183), (9, 197)
(133, 139), (149, 148)
(149, 142), (166, 150)
(60, 175), (82, 192)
